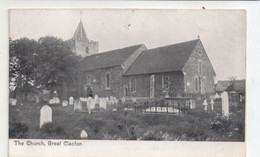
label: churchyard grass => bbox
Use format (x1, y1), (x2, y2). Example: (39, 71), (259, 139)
(9, 101), (245, 141)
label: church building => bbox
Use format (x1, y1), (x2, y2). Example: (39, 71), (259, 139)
(71, 20), (99, 57)
(74, 21), (216, 100)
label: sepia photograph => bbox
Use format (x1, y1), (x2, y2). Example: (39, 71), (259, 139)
(9, 9), (246, 143)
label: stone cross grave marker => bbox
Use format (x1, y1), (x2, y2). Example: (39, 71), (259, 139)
(40, 105), (52, 128)
(221, 91), (229, 118)
(210, 99), (214, 111)
(203, 100), (208, 111)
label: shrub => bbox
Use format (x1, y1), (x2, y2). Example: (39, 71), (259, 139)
(9, 122), (29, 138)
(40, 122), (65, 138)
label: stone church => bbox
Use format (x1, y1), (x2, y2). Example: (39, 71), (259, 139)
(71, 20), (98, 57)
(73, 21), (216, 100)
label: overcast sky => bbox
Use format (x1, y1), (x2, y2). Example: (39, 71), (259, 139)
(9, 9), (246, 81)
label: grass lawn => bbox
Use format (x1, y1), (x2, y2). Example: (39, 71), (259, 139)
(9, 102), (245, 141)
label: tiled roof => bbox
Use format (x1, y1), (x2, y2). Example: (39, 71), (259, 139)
(123, 39), (199, 76)
(72, 20), (88, 42)
(79, 44), (144, 71)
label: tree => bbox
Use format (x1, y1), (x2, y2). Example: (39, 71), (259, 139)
(9, 36), (82, 104)
(36, 36), (82, 99)
(9, 37), (44, 103)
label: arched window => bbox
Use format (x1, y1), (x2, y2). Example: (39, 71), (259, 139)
(105, 72), (110, 89)
(195, 77), (199, 91)
(86, 75), (92, 85)
(130, 77), (136, 92)
(198, 60), (202, 75)
(162, 76), (169, 89)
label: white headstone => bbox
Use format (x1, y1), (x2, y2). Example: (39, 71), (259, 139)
(99, 98), (107, 110)
(210, 99), (214, 111)
(69, 96), (74, 105)
(132, 98), (137, 103)
(11, 99), (17, 106)
(221, 91), (229, 118)
(74, 99), (82, 111)
(215, 93), (220, 99)
(121, 97), (126, 104)
(203, 100), (208, 111)
(105, 97), (109, 102)
(40, 105), (52, 128)
(162, 107), (167, 112)
(62, 100), (68, 106)
(94, 95), (98, 100)
(168, 107), (174, 113)
(80, 130), (88, 139)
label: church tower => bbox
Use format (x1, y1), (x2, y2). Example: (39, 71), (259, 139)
(71, 19), (99, 57)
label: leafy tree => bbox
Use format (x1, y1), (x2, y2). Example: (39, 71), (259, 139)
(9, 36), (82, 103)
(37, 36), (82, 99)
(9, 37), (43, 103)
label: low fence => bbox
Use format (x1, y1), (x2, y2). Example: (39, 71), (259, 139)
(124, 97), (196, 115)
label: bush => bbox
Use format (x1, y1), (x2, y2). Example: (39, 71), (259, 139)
(9, 122), (29, 138)
(40, 122), (65, 139)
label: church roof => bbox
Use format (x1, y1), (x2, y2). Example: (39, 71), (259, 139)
(79, 44), (144, 71)
(72, 20), (88, 42)
(123, 39), (200, 76)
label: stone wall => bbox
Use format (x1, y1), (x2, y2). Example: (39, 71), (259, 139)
(78, 66), (124, 99)
(123, 72), (184, 98)
(183, 40), (216, 95)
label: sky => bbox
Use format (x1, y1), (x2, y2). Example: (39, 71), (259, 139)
(9, 9), (246, 81)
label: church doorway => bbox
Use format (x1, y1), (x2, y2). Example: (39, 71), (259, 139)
(83, 85), (93, 98)
(86, 87), (93, 98)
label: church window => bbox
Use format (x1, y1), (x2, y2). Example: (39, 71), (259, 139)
(105, 72), (110, 89)
(86, 75), (92, 85)
(195, 77), (199, 91)
(162, 76), (169, 89)
(198, 60), (202, 75)
(130, 77), (136, 92)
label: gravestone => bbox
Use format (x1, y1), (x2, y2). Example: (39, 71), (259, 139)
(94, 95), (98, 100)
(221, 91), (229, 118)
(80, 130), (88, 139)
(215, 93), (220, 99)
(203, 100), (208, 111)
(151, 107), (156, 112)
(210, 99), (214, 111)
(11, 99), (17, 106)
(62, 100), (68, 106)
(168, 107), (174, 113)
(40, 105), (52, 128)
(99, 98), (107, 110)
(162, 107), (167, 112)
(74, 99), (82, 111)
(121, 97), (126, 104)
(69, 96), (74, 105)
